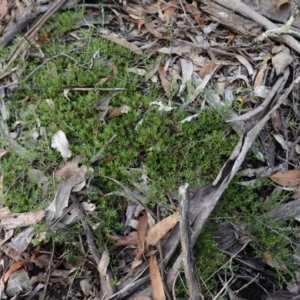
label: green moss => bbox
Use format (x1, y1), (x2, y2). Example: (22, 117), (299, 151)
(1, 6), (245, 289)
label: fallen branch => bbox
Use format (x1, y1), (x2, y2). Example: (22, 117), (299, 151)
(211, 0), (300, 54)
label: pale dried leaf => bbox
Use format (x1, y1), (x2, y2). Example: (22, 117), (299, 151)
(82, 202), (96, 212)
(178, 58), (193, 95)
(6, 269), (30, 296)
(149, 101), (174, 112)
(60, 208), (79, 225)
(46, 166), (87, 222)
(128, 219), (139, 229)
(180, 113), (200, 123)
(272, 46), (293, 75)
(235, 55), (254, 75)
(72, 179), (86, 192)
(10, 227), (34, 252)
(28, 169), (48, 186)
(51, 130), (72, 159)
(128, 68), (147, 76)
(63, 89), (71, 101)
(254, 85), (269, 98)
(273, 134), (288, 150)
(98, 248), (110, 276)
(158, 45), (192, 55)
(80, 279), (92, 296)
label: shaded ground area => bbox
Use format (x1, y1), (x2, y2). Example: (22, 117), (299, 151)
(1, 0), (300, 299)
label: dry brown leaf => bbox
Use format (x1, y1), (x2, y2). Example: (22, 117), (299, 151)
(130, 258), (143, 275)
(291, 188), (300, 199)
(150, 255), (166, 300)
(147, 212), (180, 246)
(108, 61), (118, 78)
(131, 211), (148, 274)
(3, 245), (28, 262)
(269, 169), (300, 187)
(275, 0), (289, 10)
(199, 61), (219, 79)
(51, 268), (76, 277)
(191, 1), (204, 26)
(110, 231), (138, 249)
(3, 253), (35, 283)
(271, 109), (283, 132)
(32, 254), (50, 268)
(125, 2), (146, 18)
(164, 7), (176, 24)
(144, 21), (162, 38)
(100, 34), (143, 55)
(54, 154), (85, 179)
(158, 60), (171, 96)
(108, 105), (131, 118)
(254, 64), (269, 88)
(137, 211), (148, 256)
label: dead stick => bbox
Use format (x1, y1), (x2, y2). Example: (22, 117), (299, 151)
(70, 193), (115, 297)
(179, 183), (202, 300)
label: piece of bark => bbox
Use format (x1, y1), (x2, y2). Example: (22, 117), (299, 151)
(268, 199), (300, 220)
(201, 0), (262, 38)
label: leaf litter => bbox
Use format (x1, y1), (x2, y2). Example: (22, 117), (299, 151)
(1, 0), (300, 299)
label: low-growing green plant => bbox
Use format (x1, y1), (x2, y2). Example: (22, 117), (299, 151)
(3, 6), (298, 298)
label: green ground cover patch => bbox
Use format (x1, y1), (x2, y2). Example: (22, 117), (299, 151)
(1, 7), (299, 298)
